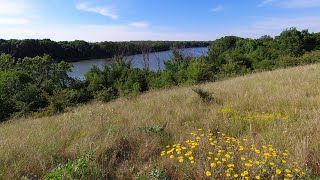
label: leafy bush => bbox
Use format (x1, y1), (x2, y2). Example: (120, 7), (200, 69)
(150, 166), (170, 180)
(94, 87), (117, 102)
(186, 58), (214, 84)
(0, 70), (35, 120)
(142, 125), (165, 134)
(40, 90), (72, 115)
(136, 166), (170, 180)
(45, 152), (103, 180)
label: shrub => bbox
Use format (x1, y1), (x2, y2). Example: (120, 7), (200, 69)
(41, 90), (72, 115)
(45, 152), (103, 180)
(85, 66), (106, 92)
(136, 166), (170, 180)
(193, 88), (213, 103)
(114, 68), (149, 96)
(0, 70), (35, 120)
(186, 58), (214, 84)
(142, 125), (165, 134)
(193, 88), (222, 105)
(150, 166), (170, 180)
(94, 87), (117, 102)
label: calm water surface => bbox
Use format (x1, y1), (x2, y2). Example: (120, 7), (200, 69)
(69, 47), (208, 79)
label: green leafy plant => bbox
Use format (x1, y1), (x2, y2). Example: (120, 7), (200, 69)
(150, 166), (170, 180)
(45, 152), (102, 180)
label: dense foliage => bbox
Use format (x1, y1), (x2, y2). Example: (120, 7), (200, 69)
(1, 28), (320, 122)
(0, 39), (210, 62)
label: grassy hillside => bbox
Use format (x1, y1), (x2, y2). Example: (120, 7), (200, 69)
(1, 64), (320, 179)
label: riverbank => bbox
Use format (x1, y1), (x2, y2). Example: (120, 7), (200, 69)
(69, 47), (208, 79)
(0, 39), (210, 62)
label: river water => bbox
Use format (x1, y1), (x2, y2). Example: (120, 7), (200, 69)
(69, 47), (208, 79)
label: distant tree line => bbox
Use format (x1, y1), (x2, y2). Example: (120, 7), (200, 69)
(0, 39), (210, 62)
(1, 27), (320, 122)
(207, 28), (320, 77)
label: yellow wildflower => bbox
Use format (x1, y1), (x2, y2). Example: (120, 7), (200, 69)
(210, 163), (216, 168)
(276, 169), (282, 175)
(287, 174), (293, 178)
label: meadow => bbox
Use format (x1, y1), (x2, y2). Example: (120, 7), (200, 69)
(0, 63), (319, 179)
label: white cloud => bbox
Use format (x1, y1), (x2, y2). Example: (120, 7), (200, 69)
(1, 16), (320, 42)
(0, 0), (32, 25)
(281, 0), (320, 8)
(0, 17), (30, 25)
(0, 24), (217, 41)
(0, 0), (30, 16)
(128, 21), (149, 28)
(76, 2), (118, 19)
(259, 0), (320, 8)
(229, 16), (320, 38)
(258, 0), (276, 7)
(212, 5), (224, 12)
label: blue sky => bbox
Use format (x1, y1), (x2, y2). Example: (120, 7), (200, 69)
(0, 0), (320, 41)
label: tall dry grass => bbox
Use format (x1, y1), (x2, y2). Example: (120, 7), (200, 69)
(0, 64), (319, 179)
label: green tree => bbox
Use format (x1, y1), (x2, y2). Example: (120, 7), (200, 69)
(276, 28), (304, 56)
(208, 36), (242, 60)
(0, 71), (34, 120)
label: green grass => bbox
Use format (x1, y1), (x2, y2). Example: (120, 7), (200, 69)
(0, 64), (320, 179)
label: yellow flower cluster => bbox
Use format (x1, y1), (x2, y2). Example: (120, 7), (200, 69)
(218, 107), (289, 121)
(161, 129), (305, 179)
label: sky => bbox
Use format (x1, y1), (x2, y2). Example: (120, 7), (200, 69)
(0, 0), (320, 41)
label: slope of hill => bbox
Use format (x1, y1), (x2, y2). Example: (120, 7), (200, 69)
(0, 64), (320, 179)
